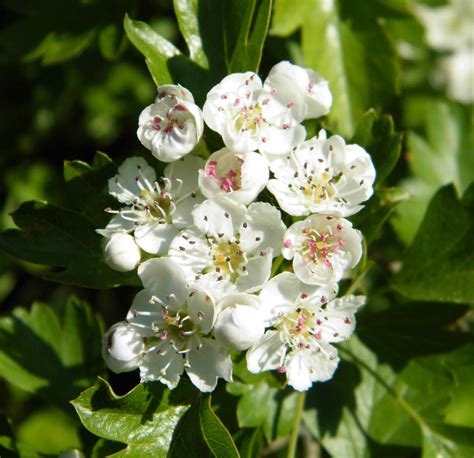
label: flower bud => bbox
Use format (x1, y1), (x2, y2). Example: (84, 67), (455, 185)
(215, 294), (265, 350)
(104, 232), (141, 272)
(102, 321), (144, 373)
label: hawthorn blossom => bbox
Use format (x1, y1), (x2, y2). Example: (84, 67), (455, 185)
(415, 0), (474, 103)
(137, 84), (204, 162)
(126, 258), (232, 391)
(282, 215), (362, 285)
(97, 155), (203, 263)
(203, 72), (305, 155)
(198, 148), (269, 205)
(103, 232), (141, 272)
(214, 293), (265, 350)
(415, 0), (473, 53)
(267, 131), (376, 216)
(169, 198), (286, 293)
(102, 321), (145, 373)
(246, 272), (365, 391)
(264, 61), (332, 120)
(438, 48), (474, 103)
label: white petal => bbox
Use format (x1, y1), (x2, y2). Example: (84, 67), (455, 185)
(192, 198), (245, 240)
(267, 178), (308, 216)
(134, 223), (178, 255)
(193, 271), (237, 303)
(246, 330), (286, 373)
(257, 123), (306, 156)
(316, 295), (365, 343)
(259, 272), (337, 324)
(164, 155), (204, 199)
(187, 287), (216, 335)
(96, 213), (135, 237)
(186, 339), (232, 392)
(140, 344), (184, 389)
(127, 289), (162, 336)
(265, 61), (332, 120)
(286, 347), (339, 390)
(109, 157), (156, 205)
(235, 249), (273, 293)
(239, 202), (286, 255)
(137, 258), (188, 305)
(168, 229), (210, 280)
(172, 193), (205, 227)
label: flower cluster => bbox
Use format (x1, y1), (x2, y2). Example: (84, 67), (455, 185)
(100, 61), (375, 392)
(415, 0), (474, 104)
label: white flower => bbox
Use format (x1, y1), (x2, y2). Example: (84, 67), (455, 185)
(246, 272), (365, 391)
(137, 84), (204, 162)
(102, 321), (145, 373)
(214, 293), (265, 350)
(169, 198), (286, 293)
(127, 258), (232, 392)
(97, 155), (204, 258)
(282, 215), (362, 285)
(203, 72), (305, 155)
(103, 232), (141, 272)
(267, 132), (375, 217)
(198, 148), (269, 205)
(439, 48), (474, 103)
(264, 61), (332, 120)
(415, 0), (474, 52)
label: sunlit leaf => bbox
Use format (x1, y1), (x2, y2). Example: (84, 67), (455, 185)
(0, 297), (103, 405)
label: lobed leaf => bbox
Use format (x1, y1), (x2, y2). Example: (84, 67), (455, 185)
(0, 297), (103, 405)
(0, 200), (139, 288)
(392, 185), (474, 303)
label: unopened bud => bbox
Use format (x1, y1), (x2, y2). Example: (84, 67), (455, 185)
(102, 321), (144, 373)
(104, 232), (141, 272)
(215, 294), (265, 350)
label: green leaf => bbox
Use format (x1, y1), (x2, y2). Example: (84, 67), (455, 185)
(0, 297), (103, 405)
(63, 151), (117, 227)
(0, 415), (38, 458)
(228, 380), (298, 442)
(301, 0), (399, 137)
(169, 396), (239, 458)
(441, 343), (474, 428)
(392, 100), (474, 245)
(304, 336), (474, 457)
(407, 101), (474, 193)
(350, 187), (409, 244)
(124, 14), (181, 86)
(393, 185), (474, 303)
(237, 427), (264, 458)
(1, 0), (131, 65)
(17, 407), (81, 455)
(199, 396), (240, 457)
(351, 110), (403, 189)
(73, 378), (198, 458)
(270, 0), (311, 36)
(0, 416), (18, 458)
(357, 300), (470, 368)
(0, 200), (139, 288)
(226, 0), (273, 73)
(98, 24), (127, 61)
(173, 0), (209, 68)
